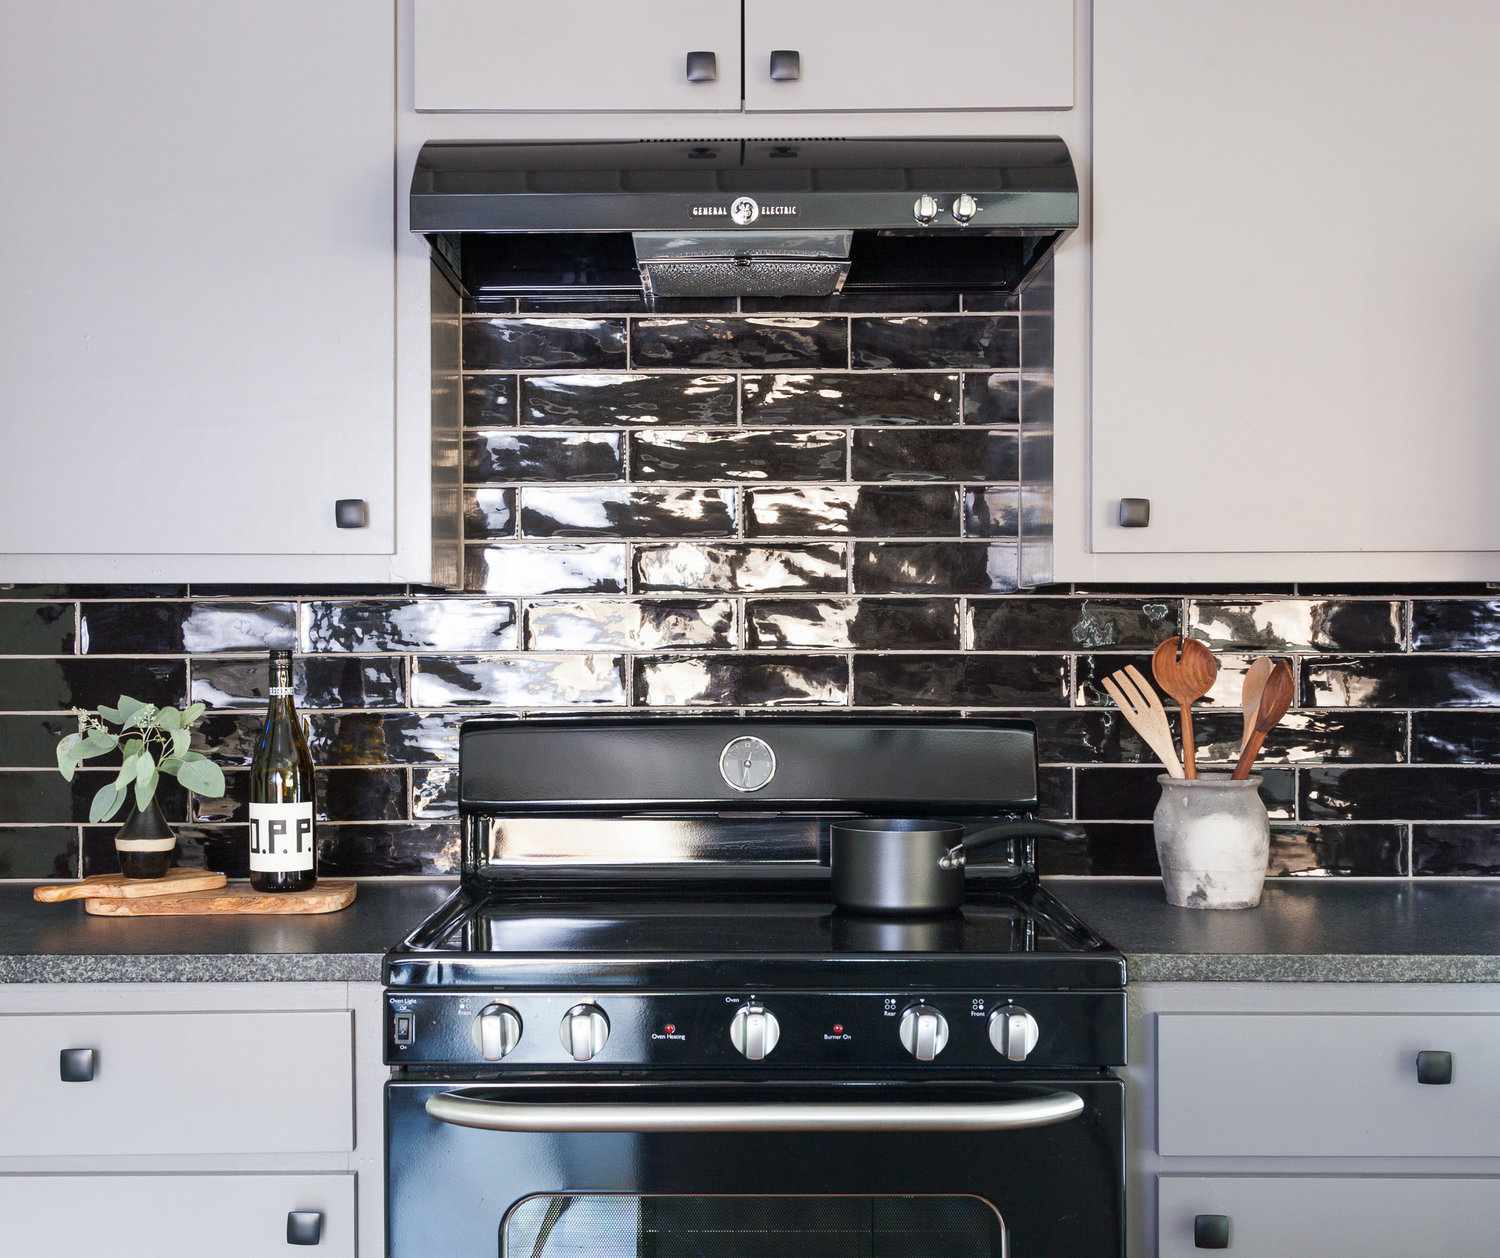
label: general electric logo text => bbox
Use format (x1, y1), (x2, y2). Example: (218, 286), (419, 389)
(690, 197), (798, 223)
(731, 196), (760, 225)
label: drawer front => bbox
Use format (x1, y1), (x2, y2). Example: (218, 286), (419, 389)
(1158, 1012), (1500, 1157)
(0, 1009), (352, 1157)
(1159, 1175), (1500, 1258)
(0, 1173), (354, 1258)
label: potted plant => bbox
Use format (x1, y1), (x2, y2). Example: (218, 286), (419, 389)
(55, 696), (226, 879)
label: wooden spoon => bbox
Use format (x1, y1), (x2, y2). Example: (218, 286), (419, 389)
(1232, 660), (1294, 780)
(1151, 637), (1220, 779)
(1239, 657), (1276, 752)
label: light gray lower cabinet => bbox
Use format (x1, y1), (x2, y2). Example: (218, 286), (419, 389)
(0, 982), (386, 1257)
(1130, 984), (1500, 1257)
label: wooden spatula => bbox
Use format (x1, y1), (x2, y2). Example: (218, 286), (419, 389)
(1232, 660), (1294, 780)
(1151, 637), (1220, 779)
(1239, 656), (1276, 752)
(1102, 665), (1184, 779)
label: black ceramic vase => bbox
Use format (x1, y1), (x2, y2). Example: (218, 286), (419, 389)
(114, 797), (176, 879)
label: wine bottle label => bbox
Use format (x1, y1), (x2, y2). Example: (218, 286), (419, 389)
(248, 801), (315, 872)
(267, 685), (294, 697)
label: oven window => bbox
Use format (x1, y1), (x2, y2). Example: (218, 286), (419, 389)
(503, 1194), (1004, 1258)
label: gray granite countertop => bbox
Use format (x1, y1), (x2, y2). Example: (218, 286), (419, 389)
(1048, 879), (1500, 982)
(0, 880), (454, 982)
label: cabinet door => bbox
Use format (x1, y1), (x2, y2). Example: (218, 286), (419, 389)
(414, 0), (741, 112)
(1092, 1), (1500, 555)
(744, 0), (1074, 112)
(0, 1), (395, 558)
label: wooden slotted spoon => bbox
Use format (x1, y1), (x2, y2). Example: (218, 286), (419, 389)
(1151, 637), (1220, 779)
(1239, 657), (1276, 752)
(1101, 664), (1184, 779)
(1232, 660), (1294, 780)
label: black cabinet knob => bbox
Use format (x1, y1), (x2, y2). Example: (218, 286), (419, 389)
(59, 1048), (96, 1082)
(769, 49), (801, 81)
(685, 50), (717, 82)
(334, 499), (369, 529)
(1417, 1049), (1454, 1085)
(286, 1211), (323, 1246)
(1194, 1213), (1231, 1248)
(1118, 497), (1151, 527)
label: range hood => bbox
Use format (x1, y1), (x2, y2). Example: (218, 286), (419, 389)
(410, 138), (1078, 303)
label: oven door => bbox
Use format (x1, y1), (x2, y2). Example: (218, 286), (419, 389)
(387, 1076), (1123, 1257)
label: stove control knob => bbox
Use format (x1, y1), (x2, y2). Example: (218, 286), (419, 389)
(912, 193), (940, 225)
(898, 1004), (949, 1061)
(989, 1005), (1040, 1062)
(951, 193), (979, 224)
(473, 1003), (523, 1062)
(561, 1003), (611, 1061)
(729, 1003), (781, 1061)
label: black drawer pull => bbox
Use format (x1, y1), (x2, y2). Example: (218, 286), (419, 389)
(59, 1048), (96, 1082)
(685, 51), (717, 82)
(1417, 1049), (1453, 1085)
(769, 49), (801, 81)
(1118, 497), (1151, 527)
(286, 1211), (323, 1246)
(334, 498), (369, 529)
(1194, 1213), (1231, 1248)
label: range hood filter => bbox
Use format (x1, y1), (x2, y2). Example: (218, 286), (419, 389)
(633, 230), (853, 299)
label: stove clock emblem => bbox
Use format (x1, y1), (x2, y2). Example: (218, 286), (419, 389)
(719, 736), (776, 792)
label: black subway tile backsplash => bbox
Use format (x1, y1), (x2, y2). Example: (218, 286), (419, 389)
(11, 283), (1500, 881)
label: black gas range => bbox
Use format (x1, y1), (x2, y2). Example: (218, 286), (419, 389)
(385, 716), (1126, 1258)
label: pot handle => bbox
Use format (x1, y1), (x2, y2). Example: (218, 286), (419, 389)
(937, 820), (1088, 870)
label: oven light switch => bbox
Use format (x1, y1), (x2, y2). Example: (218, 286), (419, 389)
(392, 1013), (415, 1046)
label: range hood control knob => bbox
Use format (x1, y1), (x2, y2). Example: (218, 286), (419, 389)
(913, 194), (940, 225)
(951, 193), (979, 224)
(561, 1003), (611, 1061)
(989, 1005), (1040, 1061)
(473, 1003), (523, 1061)
(898, 1004), (949, 1061)
(729, 1003), (782, 1060)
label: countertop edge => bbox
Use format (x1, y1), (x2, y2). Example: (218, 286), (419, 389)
(1126, 953), (1500, 983)
(0, 953), (385, 984)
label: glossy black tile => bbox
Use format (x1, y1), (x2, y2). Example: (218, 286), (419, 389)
(413, 766), (458, 818)
(746, 486), (960, 538)
(1412, 712), (1500, 764)
(1076, 766), (1295, 821)
(741, 373), (959, 426)
(301, 598), (518, 653)
(463, 488), (517, 539)
(851, 316), (1019, 369)
(1268, 824), (1407, 876)
(635, 543), (847, 594)
(1027, 711), (1163, 766)
(1302, 767), (1500, 821)
(1188, 599), (1403, 652)
(0, 604), (74, 655)
(632, 317), (847, 369)
(0, 771), (188, 824)
(462, 318), (627, 370)
(962, 488), (1019, 537)
(526, 599), (736, 651)
(854, 543), (1019, 594)
(0, 826), (78, 879)
(1413, 825), (1500, 875)
(522, 373), (736, 426)
(961, 292), (1022, 313)
(0, 714), (84, 767)
(194, 767), (408, 824)
(1411, 600), (1500, 651)
(747, 599), (959, 650)
(190, 656), (404, 710)
(316, 822), (462, 876)
(1036, 766), (1072, 820)
(463, 375), (516, 425)
(1303, 656), (1500, 707)
(632, 429), (846, 482)
(969, 598), (1178, 651)
(962, 373), (1021, 424)
(464, 430), (623, 483)
(635, 655), (849, 706)
(744, 292), (963, 314)
(852, 654), (1068, 707)
(0, 659), (186, 711)
(1193, 710), (1408, 766)
(80, 823), (230, 878)
(310, 711), (463, 765)
(411, 654), (626, 707)
(463, 544), (628, 595)
(77, 602), (296, 655)
(852, 430), (1018, 482)
(1035, 824), (1159, 876)
(521, 487), (737, 538)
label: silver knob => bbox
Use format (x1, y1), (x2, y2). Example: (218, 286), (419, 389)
(989, 1005), (1040, 1062)
(473, 1003), (523, 1061)
(951, 193), (979, 224)
(561, 1003), (610, 1061)
(912, 194), (940, 225)
(898, 1004), (949, 1061)
(729, 1003), (781, 1061)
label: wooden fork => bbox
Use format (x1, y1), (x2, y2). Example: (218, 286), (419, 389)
(1102, 664), (1185, 779)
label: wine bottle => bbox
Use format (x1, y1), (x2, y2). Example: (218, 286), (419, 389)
(248, 649), (317, 892)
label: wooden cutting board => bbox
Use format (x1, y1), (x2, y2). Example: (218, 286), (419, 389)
(83, 881), (357, 917)
(34, 869), (228, 903)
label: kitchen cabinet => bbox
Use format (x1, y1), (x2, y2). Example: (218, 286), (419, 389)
(1081, 0), (1500, 581)
(0, 1), (449, 585)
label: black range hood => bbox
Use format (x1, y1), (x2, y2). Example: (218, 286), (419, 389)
(410, 138), (1078, 302)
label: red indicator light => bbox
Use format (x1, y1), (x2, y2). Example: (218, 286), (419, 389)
(664, 1024), (677, 1035)
(832, 1024), (845, 1034)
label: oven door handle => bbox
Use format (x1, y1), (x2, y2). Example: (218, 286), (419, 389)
(425, 1090), (1086, 1133)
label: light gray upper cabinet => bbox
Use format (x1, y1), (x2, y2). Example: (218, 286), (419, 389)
(1085, 0), (1500, 580)
(0, 1), (441, 584)
(743, 0), (1074, 112)
(413, 0), (743, 112)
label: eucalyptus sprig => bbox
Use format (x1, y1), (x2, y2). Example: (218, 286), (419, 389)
(55, 695), (227, 824)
